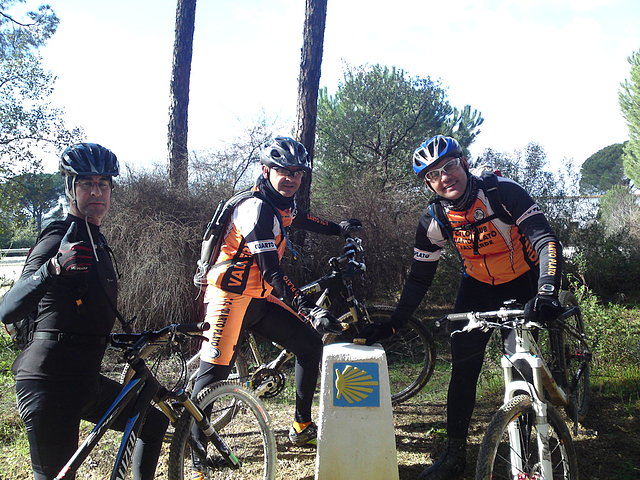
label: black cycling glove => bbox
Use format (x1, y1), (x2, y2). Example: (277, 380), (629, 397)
(339, 219), (362, 237)
(50, 222), (93, 276)
(301, 306), (343, 335)
(524, 294), (563, 324)
(356, 314), (404, 346)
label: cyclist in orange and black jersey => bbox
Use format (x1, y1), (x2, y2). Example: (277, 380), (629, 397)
(408, 173), (559, 290)
(190, 137), (361, 476)
(360, 135), (563, 480)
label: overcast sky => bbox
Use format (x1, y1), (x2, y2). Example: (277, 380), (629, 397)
(35, 0), (640, 173)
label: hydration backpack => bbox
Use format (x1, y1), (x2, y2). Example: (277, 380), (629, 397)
(4, 310), (37, 350)
(193, 189), (284, 288)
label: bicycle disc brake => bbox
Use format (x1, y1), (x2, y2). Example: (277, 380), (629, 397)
(250, 368), (286, 398)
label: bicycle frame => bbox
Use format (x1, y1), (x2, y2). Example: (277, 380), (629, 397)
(56, 325), (241, 479)
(450, 307), (576, 479)
(500, 323), (567, 479)
(223, 238), (370, 396)
(55, 360), (162, 479)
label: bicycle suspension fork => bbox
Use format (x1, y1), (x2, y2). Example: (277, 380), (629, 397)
(174, 390), (241, 470)
(502, 329), (555, 478)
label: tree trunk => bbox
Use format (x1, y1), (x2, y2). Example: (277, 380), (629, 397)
(293, 0), (328, 248)
(167, 0), (197, 189)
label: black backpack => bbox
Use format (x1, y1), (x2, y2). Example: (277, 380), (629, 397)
(3, 223), (62, 350)
(4, 310), (37, 350)
(193, 189), (284, 288)
(428, 172), (514, 255)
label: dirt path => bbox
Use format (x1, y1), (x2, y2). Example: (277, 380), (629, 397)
(259, 388), (640, 480)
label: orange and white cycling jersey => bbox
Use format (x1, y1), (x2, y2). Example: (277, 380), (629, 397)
(447, 192), (540, 285)
(206, 196), (293, 299)
(412, 175), (561, 287)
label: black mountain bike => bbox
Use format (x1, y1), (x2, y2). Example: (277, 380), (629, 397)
(60, 323), (276, 480)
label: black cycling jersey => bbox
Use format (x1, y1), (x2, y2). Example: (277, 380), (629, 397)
(0, 214), (117, 381)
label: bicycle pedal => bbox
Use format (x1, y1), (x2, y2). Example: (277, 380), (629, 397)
(577, 428), (597, 437)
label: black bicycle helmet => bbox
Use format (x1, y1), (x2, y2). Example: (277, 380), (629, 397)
(60, 143), (120, 177)
(260, 137), (311, 172)
(413, 135), (463, 178)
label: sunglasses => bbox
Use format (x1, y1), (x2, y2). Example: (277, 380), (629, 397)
(424, 157), (461, 182)
(76, 179), (112, 191)
(271, 166), (305, 178)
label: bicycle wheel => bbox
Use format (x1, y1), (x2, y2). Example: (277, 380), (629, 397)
(475, 394), (578, 480)
(335, 304), (436, 404)
(168, 380), (277, 480)
(558, 290), (591, 423)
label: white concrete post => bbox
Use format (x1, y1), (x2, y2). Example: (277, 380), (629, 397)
(315, 342), (399, 480)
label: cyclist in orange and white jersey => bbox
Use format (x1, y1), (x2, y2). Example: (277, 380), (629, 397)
(190, 137), (361, 477)
(360, 135), (563, 480)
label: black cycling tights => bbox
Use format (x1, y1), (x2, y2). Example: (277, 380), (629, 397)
(446, 271), (537, 440)
(16, 375), (168, 480)
(192, 296), (323, 423)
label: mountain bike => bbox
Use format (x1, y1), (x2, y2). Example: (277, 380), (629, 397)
(440, 298), (590, 480)
(58, 322), (276, 480)
(182, 236), (436, 406)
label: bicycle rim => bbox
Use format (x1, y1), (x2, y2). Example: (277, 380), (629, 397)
(168, 381), (276, 480)
(337, 304), (436, 404)
(475, 394), (578, 480)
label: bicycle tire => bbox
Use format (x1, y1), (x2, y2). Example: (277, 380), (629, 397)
(167, 380), (277, 480)
(475, 394), (578, 480)
(206, 351), (252, 431)
(334, 304), (436, 404)
(558, 290), (591, 422)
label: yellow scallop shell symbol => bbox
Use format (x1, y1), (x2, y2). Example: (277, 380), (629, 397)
(335, 365), (379, 404)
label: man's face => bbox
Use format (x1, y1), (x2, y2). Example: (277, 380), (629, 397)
(70, 175), (112, 225)
(424, 157), (468, 200)
(263, 165), (305, 198)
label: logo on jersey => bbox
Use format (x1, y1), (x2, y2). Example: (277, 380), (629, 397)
(247, 240), (277, 254)
(414, 248), (441, 262)
(473, 208), (485, 222)
(207, 345), (221, 359)
(518, 204), (542, 224)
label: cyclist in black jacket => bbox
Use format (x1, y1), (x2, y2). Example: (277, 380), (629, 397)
(0, 143), (168, 480)
(360, 135), (564, 480)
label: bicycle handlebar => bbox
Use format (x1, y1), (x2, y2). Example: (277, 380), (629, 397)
(110, 322), (210, 350)
(327, 236), (366, 273)
(446, 309), (526, 323)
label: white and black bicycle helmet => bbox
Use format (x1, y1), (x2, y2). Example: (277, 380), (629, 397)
(60, 143), (119, 199)
(413, 135), (463, 178)
(260, 137), (311, 172)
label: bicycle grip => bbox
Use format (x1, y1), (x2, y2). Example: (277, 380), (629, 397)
(176, 322), (210, 333)
(447, 312), (472, 322)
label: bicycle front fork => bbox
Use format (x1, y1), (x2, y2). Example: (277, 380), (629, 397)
(176, 391), (241, 470)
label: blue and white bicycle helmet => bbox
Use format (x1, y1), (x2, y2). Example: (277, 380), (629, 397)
(412, 135), (463, 178)
(260, 137), (311, 172)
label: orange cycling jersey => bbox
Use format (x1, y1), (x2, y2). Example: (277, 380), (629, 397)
(446, 192), (540, 284)
(206, 196), (293, 298)
(205, 185), (341, 302)
(412, 175), (561, 287)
